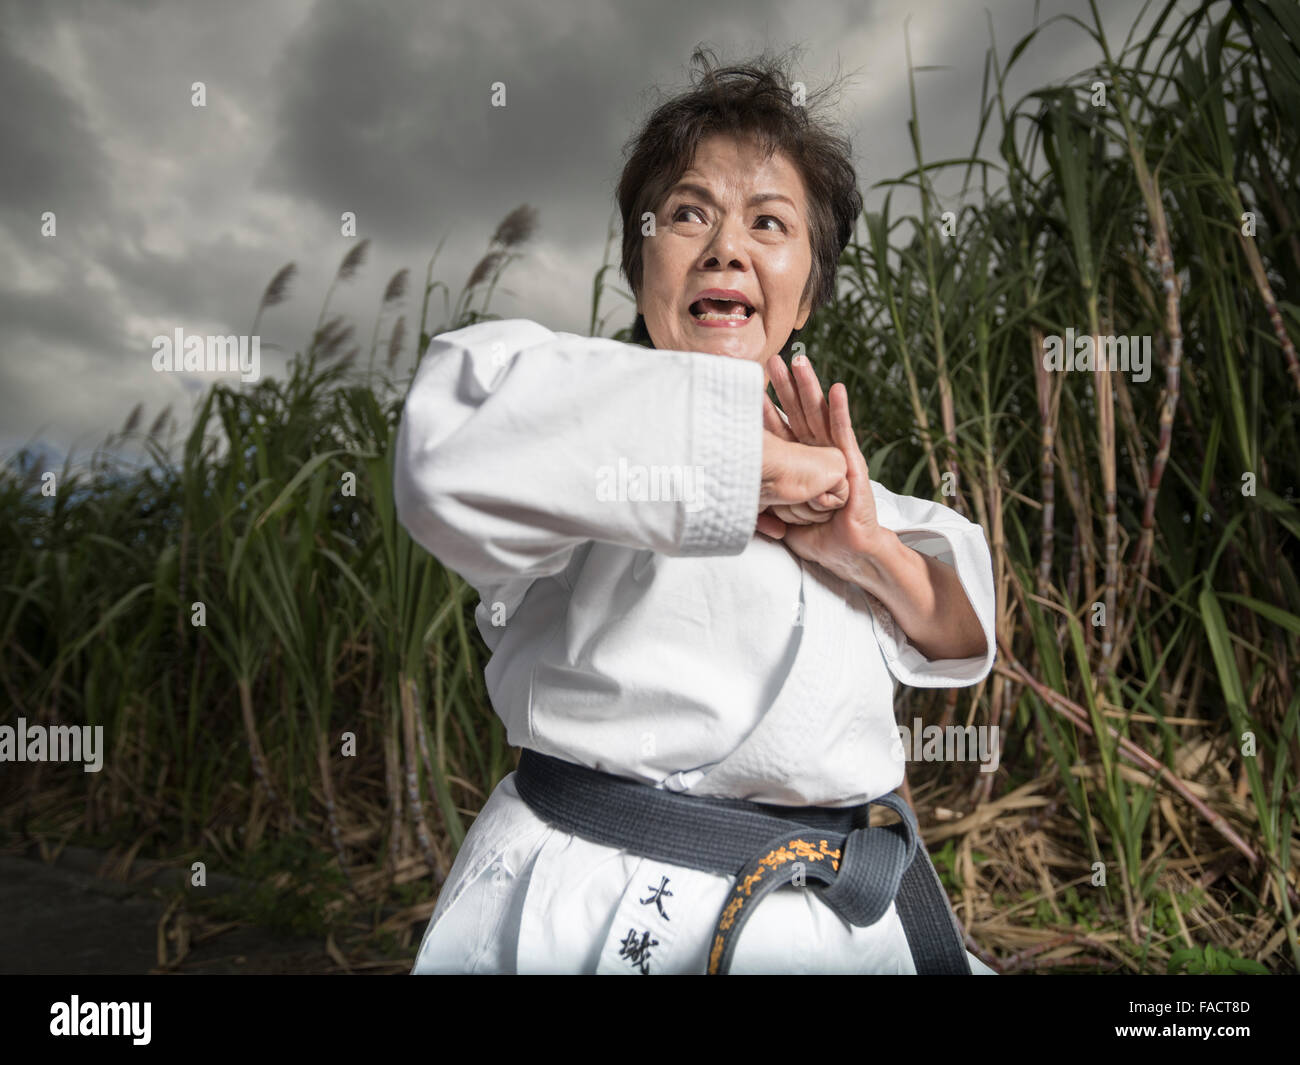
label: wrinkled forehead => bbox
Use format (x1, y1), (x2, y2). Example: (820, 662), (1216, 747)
(675, 132), (809, 207)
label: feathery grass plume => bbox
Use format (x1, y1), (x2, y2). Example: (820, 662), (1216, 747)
(382, 268), (409, 304)
(318, 314), (345, 342)
(261, 263), (297, 308)
(491, 204), (538, 249)
(386, 315), (405, 369)
(321, 323), (356, 361)
(452, 206), (539, 323)
(121, 402), (143, 436)
(252, 262), (296, 335)
(369, 269), (409, 382)
(466, 249), (504, 289)
(311, 314), (345, 356)
(336, 239), (371, 282)
(314, 241), (371, 355)
(148, 405), (172, 440)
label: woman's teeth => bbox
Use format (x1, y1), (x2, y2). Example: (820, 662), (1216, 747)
(690, 298), (753, 321)
(693, 309), (749, 320)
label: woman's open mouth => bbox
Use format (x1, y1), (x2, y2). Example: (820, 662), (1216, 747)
(689, 297), (755, 326)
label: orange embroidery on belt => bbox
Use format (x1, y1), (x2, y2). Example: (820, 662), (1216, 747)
(711, 837), (849, 973)
(734, 838), (846, 898)
(709, 934), (725, 973)
(718, 896), (744, 931)
(788, 838), (842, 866)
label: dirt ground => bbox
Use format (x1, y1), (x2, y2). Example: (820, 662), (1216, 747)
(0, 846), (415, 975)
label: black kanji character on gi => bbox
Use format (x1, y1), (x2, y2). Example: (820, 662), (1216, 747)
(639, 875), (673, 920)
(618, 928), (658, 974)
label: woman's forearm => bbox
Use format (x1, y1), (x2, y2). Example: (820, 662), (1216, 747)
(847, 528), (987, 661)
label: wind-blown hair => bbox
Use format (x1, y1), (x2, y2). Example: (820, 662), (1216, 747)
(616, 45), (863, 354)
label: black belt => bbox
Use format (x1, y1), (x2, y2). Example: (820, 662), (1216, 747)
(514, 748), (972, 974)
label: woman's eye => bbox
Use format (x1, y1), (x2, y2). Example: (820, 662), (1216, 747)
(672, 207), (786, 233)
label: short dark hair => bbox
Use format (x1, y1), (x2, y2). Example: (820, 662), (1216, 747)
(616, 45), (863, 352)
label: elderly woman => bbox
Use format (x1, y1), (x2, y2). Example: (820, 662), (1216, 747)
(395, 51), (997, 975)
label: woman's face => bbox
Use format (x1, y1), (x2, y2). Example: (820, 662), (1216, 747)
(637, 133), (814, 385)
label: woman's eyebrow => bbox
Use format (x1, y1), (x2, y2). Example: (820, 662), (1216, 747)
(668, 182), (796, 209)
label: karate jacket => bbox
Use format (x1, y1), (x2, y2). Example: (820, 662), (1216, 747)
(394, 317), (997, 974)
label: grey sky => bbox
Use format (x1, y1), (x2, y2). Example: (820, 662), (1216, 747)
(0, 0), (1154, 466)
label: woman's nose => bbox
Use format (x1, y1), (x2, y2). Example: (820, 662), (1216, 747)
(700, 216), (750, 269)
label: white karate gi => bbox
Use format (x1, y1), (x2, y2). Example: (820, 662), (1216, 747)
(395, 317), (998, 974)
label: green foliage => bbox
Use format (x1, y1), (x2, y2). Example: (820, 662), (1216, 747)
(199, 833), (348, 939)
(1043, 885), (1103, 930)
(768, 0), (1298, 969)
(1167, 944), (1270, 974)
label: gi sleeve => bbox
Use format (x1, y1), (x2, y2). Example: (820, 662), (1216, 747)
(858, 479), (997, 688)
(393, 318), (764, 596)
